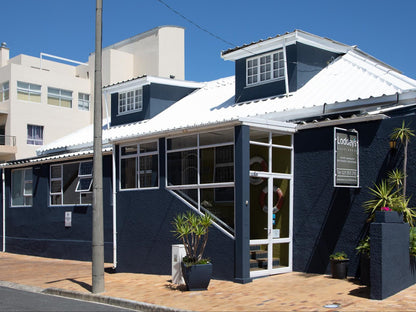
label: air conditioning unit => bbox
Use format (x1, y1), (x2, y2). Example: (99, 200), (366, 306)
(172, 244), (186, 285)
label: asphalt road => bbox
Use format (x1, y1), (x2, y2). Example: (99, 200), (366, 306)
(0, 286), (134, 311)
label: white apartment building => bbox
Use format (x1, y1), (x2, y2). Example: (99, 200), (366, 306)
(0, 25), (185, 161)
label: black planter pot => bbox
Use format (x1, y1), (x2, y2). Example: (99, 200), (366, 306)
(330, 259), (349, 279)
(359, 254), (370, 286)
(375, 211), (403, 223)
(181, 262), (212, 291)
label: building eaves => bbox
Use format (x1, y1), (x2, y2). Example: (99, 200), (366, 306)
(1, 147), (112, 169)
(221, 29), (353, 60)
(102, 75), (203, 92)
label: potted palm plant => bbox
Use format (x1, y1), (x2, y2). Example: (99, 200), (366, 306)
(329, 251), (349, 279)
(172, 211), (213, 291)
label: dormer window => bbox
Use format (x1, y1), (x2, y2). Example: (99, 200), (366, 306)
(246, 50), (285, 86)
(118, 87), (143, 115)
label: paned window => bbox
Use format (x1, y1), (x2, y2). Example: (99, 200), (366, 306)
(246, 50), (285, 86)
(27, 124), (43, 145)
(17, 81), (41, 102)
(50, 161), (93, 205)
(78, 93), (90, 111)
(166, 129), (235, 235)
(11, 168), (32, 206)
(0, 81), (9, 101)
(120, 141), (159, 189)
(118, 88), (142, 114)
(48, 87), (72, 108)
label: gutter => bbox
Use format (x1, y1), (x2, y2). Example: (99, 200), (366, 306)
(111, 144), (117, 269)
(2, 168), (5, 252)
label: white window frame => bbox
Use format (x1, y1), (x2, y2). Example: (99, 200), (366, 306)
(27, 124), (44, 145)
(78, 93), (90, 111)
(47, 87), (73, 108)
(119, 140), (159, 190)
(1, 81), (9, 101)
(17, 81), (41, 102)
(246, 50), (285, 86)
(75, 161), (93, 192)
(11, 168), (32, 207)
(50, 160), (93, 206)
(165, 130), (235, 236)
(118, 88), (143, 115)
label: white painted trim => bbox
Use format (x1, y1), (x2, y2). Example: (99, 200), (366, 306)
(249, 131), (294, 278)
(111, 144), (117, 269)
(40, 53), (88, 69)
(103, 75), (203, 93)
(118, 140), (160, 190)
(167, 189), (235, 240)
(2, 168), (5, 252)
(222, 30), (352, 61)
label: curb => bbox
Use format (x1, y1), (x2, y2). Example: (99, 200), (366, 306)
(43, 288), (192, 312)
(0, 281), (191, 312)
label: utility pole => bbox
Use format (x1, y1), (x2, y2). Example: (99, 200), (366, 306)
(92, 0), (104, 294)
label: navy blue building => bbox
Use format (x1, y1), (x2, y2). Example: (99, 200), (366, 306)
(1, 30), (416, 289)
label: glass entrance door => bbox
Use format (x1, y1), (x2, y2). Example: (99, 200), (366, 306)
(249, 130), (293, 278)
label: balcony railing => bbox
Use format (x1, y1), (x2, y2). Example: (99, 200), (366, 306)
(0, 135), (16, 146)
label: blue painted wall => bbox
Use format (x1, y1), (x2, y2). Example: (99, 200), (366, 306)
(111, 83), (197, 127)
(114, 140), (235, 280)
(234, 43), (340, 103)
(293, 114), (416, 276)
(4, 156), (114, 262)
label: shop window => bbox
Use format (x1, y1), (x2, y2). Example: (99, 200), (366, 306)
(11, 168), (32, 206)
(166, 129), (235, 235)
(50, 160), (93, 205)
(119, 141), (159, 190)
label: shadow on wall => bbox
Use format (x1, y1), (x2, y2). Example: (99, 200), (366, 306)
(305, 188), (352, 273)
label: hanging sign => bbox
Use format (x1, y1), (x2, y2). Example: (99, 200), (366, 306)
(334, 127), (359, 187)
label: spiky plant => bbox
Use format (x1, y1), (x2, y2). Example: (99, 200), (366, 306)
(172, 211), (212, 265)
(363, 180), (401, 220)
(387, 169), (405, 190)
(391, 121), (415, 198)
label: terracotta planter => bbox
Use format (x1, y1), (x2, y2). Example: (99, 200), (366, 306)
(330, 259), (349, 279)
(181, 262), (212, 291)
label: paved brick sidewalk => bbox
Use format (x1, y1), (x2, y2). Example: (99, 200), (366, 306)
(0, 252), (415, 311)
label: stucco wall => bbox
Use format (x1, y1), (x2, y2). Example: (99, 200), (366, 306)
(293, 115), (416, 276)
(4, 156), (114, 262)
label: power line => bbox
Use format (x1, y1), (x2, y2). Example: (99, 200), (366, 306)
(155, 0), (237, 48)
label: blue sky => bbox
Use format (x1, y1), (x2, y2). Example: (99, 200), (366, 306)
(1, 0), (415, 82)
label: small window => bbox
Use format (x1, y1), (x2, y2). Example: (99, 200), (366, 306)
(17, 81), (41, 102)
(119, 141), (159, 189)
(246, 50), (285, 86)
(50, 160), (93, 205)
(11, 168), (32, 206)
(27, 124), (43, 145)
(118, 88), (142, 114)
(0, 81), (9, 101)
(78, 93), (90, 111)
(76, 161), (93, 192)
(48, 87), (72, 108)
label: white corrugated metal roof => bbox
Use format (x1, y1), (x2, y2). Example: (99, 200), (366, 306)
(2, 147), (112, 168)
(37, 50), (416, 156)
